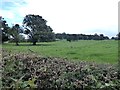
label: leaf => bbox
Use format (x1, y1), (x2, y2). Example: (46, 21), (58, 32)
(19, 81), (28, 88)
(27, 78), (36, 88)
(96, 82), (102, 88)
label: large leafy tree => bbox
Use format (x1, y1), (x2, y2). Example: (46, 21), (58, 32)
(0, 17), (9, 43)
(39, 26), (55, 42)
(23, 14), (54, 45)
(9, 24), (22, 46)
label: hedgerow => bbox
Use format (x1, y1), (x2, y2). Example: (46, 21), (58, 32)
(1, 50), (120, 90)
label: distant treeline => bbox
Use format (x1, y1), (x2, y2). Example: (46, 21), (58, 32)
(55, 33), (108, 41)
(1, 14), (120, 46)
(55, 32), (120, 41)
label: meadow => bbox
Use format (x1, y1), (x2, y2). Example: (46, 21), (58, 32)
(2, 40), (118, 64)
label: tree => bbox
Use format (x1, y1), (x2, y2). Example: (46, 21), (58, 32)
(19, 34), (26, 42)
(39, 26), (55, 42)
(9, 24), (22, 46)
(0, 17), (9, 43)
(23, 14), (54, 45)
(99, 34), (104, 40)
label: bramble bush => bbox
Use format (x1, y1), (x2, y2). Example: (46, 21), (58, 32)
(2, 50), (120, 89)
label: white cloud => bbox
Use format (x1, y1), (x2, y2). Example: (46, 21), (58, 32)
(0, 10), (14, 19)
(1, 0), (119, 37)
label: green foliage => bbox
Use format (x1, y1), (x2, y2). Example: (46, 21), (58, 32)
(56, 33), (109, 41)
(8, 24), (22, 45)
(23, 14), (55, 45)
(0, 17), (9, 43)
(2, 50), (120, 89)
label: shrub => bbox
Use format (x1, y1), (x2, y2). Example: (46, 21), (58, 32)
(2, 50), (120, 89)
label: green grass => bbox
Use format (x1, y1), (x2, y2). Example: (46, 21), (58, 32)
(2, 40), (118, 64)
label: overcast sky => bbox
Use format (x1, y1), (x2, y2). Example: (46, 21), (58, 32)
(0, 0), (119, 37)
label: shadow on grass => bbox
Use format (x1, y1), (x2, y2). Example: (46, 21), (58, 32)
(2, 42), (54, 46)
(19, 43), (54, 46)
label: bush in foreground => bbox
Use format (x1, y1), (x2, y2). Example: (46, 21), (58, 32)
(2, 50), (120, 90)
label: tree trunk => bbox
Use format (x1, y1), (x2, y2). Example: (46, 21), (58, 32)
(33, 41), (36, 45)
(16, 41), (19, 46)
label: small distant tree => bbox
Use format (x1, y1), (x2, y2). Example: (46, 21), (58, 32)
(66, 35), (71, 42)
(23, 14), (54, 45)
(111, 37), (115, 40)
(9, 24), (22, 45)
(55, 33), (63, 40)
(93, 33), (100, 40)
(99, 34), (104, 40)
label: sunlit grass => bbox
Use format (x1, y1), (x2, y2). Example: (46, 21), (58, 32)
(2, 40), (118, 64)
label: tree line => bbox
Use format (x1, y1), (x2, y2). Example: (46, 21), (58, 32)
(55, 33), (110, 42)
(0, 14), (120, 45)
(0, 14), (55, 45)
(55, 32), (120, 42)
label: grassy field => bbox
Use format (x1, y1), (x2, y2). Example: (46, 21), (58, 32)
(2, 40), (118, 64)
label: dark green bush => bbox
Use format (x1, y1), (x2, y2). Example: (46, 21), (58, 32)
(2, 50), (120, 89)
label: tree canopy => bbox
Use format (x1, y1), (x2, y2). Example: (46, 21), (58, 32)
(23, 14), (55, 45)
(8, 24), (22, 45)
(0, 17), (9, 43)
